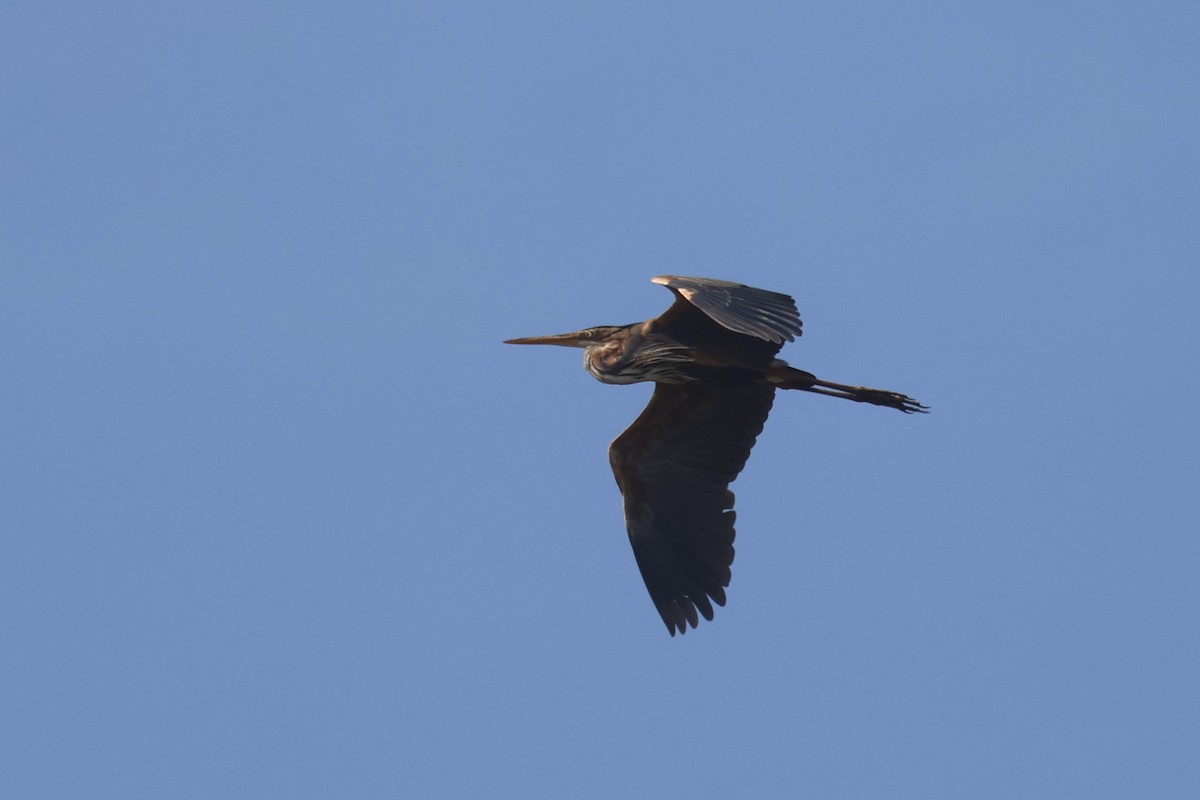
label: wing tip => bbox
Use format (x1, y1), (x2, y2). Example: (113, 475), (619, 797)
(659, 590), (728, 636)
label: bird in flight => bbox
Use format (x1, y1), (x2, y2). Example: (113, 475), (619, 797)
(506, 276), (926, 635)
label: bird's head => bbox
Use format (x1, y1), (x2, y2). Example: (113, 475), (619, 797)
(504, 325), (630, 349)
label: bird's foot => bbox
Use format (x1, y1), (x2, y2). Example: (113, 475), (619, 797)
(853, 388), (929, 414)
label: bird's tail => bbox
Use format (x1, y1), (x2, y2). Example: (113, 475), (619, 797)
(768, 363), (928, 414)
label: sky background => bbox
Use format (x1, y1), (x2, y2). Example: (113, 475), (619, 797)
(3, 2), (1199, 798)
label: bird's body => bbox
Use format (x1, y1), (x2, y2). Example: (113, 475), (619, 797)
(506, 276), (925, 635)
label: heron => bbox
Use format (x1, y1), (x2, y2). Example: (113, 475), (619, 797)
(506, 276), (926, 635)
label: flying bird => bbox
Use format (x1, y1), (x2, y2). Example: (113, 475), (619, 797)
(506, 276), (926, 635)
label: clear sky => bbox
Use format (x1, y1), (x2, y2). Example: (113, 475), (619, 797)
(4, 2), (1198, 798)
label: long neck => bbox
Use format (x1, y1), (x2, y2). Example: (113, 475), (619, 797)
(584, 327), (694, 385)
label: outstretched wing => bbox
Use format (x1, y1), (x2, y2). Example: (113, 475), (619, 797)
(609, 382), (777, 635)
(652, 275), (803, 345)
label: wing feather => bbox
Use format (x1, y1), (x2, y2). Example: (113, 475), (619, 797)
(609, 382), (777, 635)
(652, 275), (803, 345)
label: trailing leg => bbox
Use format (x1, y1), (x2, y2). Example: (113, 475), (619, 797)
(767, 363), (928, 414)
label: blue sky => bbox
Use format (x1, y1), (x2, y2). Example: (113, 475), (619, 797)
(3, 2), (1198, 797)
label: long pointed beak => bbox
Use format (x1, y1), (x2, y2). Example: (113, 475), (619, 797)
(504, 331), (589, 347)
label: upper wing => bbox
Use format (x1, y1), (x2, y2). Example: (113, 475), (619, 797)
(609, 382), (777, 635)
(651, 275), (803, 345)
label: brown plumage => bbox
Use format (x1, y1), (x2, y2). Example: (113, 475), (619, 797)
(506, 276), (926, 635)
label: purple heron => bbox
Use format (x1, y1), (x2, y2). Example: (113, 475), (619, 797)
(506, 276), (926, 635)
